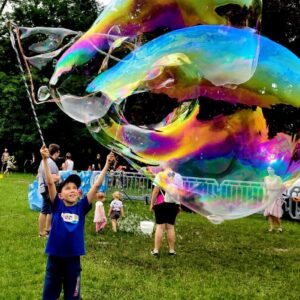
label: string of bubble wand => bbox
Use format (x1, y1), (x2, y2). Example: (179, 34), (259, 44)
(7, 21), (45, 145)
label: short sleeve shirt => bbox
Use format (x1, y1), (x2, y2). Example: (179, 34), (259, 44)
(38, 158), (59, 193)
(153, 171), (183, 204)
(110, 199), (123, 211)
(45, 195), (92, 257)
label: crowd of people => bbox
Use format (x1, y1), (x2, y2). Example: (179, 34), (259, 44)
(2, 146), (133, 175)
(1, 143), (299, 299)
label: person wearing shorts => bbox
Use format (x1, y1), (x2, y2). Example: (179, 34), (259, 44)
(38, 144), (61, 237)
(108, 191), (124, 232)
(150, 166), (183, 256)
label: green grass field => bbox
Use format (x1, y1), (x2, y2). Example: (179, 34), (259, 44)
(0, 173), (300, 299)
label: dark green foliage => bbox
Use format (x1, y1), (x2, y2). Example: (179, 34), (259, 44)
(0, 0), (299, 169)
(0, 0), (105, 169)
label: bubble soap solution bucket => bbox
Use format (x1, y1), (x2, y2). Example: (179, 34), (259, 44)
(140, 221), (155, 235)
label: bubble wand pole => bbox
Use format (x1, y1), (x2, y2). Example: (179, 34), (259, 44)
(7, 21), (45, 145)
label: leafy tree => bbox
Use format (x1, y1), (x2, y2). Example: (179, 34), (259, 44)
(0, 0), (107, 170)
(0, 0), (299, 170)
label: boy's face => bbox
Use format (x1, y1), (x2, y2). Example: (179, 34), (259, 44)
(60, 182), (80, 205)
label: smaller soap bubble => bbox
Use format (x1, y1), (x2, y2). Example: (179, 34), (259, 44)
(37, 85), (50, 102)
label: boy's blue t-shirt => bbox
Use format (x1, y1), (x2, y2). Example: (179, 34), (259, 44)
(46, 194), (92, 257)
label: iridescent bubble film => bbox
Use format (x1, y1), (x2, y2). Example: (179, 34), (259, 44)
(19, 0), (300, 222)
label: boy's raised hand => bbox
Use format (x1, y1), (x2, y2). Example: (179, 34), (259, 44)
(40, 145), (49, 159)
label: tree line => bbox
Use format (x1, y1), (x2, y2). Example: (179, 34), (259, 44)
(0, 0), (299, 170)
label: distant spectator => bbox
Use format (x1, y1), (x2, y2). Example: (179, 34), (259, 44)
(4, 156), (16, 175)
(61, 152), (74, 171)
(92, 153), (101, 170)
(113, 155), (127, 172)
(93, 192), (107, 233)
(116, 165), (127, 172)
(24, 153), (37, 174)
(263, 166), (284, 233)
(1, 148), (9, 173)
(38, 143), (61, 238)
(108, 191), (125, 232)
(30, 153), (37, 173)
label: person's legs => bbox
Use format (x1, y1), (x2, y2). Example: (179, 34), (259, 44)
(153, 224), (165, 253)
(111, 219), (117, 232)
(39, 192), (52, 236)
(2, 162), (7, 174)
(275, 217), (282, 231)
(45, 214), (52, 233)
(96, 222), (101, 232)
(43, 256), (63, 300)
(39, 213), (47, 236)
(63, 257), (81, 300)
(267, 215), (274, 231)
(166, 224), (176, 253)
(99, 219), (107, 231)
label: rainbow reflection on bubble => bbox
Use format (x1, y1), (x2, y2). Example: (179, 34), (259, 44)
(50, 0), (262, 86)
(82, 25), (299, 221)
(22, 0), (300, 221)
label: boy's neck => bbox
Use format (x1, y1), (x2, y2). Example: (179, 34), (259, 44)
(63, 200), (77, 206)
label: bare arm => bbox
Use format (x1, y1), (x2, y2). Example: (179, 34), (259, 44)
(108, 206), (112, 216)
(40, 145), (57, 202)
(150, 186), (160, 211)
(87, 153), (115, 203)
(121, 207), (125, 218)
(61, 161), (67, 171)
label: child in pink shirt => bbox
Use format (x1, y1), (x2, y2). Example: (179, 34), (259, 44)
(93, 192), (107, 232)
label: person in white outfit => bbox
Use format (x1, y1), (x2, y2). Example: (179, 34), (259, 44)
(263, 166), (284, 233)
(62, 152), (74, 171)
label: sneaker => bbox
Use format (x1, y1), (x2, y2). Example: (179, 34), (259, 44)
(277, 228), (283, 233)
(168, 251), (176, 256)
(151, 250), (159, 257)
(268, 228), (273, 232)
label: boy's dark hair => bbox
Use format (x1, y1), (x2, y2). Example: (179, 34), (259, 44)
(66, 152), (72, 159)
(49, 144), (60, 156)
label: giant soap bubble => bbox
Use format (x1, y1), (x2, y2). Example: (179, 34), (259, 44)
(13, 0), (300, 222)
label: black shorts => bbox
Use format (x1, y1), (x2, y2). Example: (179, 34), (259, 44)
(153, 203), (180, 225)
(41, 191), (52, 215)
(110, 210), (120, 220)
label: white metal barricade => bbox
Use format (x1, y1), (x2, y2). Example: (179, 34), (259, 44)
(219, 180), (264, 203)
(106, 171), (300, 220)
